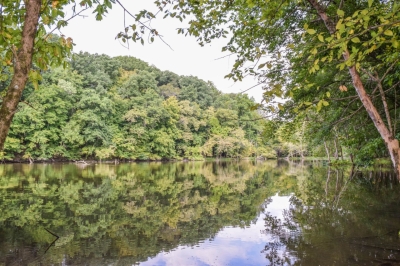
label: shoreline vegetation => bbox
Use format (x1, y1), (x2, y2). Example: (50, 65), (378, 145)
(0, 53), (395, 169)
(0, 156), (392, 170)
(0, 156), (274, 164)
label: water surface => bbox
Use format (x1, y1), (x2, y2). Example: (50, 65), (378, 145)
(0, 161), (399, 265)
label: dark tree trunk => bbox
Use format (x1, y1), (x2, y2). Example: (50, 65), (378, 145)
(0, 0), (42, 150)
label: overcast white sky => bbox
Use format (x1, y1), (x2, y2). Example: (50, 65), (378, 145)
(60, 1), (263, 102)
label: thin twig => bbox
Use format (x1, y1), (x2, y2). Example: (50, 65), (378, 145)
(381, 59), (399, 82)
(124, 10), (129, 49)
(44, 228), (59, 238)
(240, 81), (264, 94)
(330, 95), (358, 101)
(332, 104), (364, 126)
(43, 228), (59, 254)
(115, 0), (174, 51)
(214, 53), (234, 61)
(20, 100), (37, 110)
(45, 7), (90, 38)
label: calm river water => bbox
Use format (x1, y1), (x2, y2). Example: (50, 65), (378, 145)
(0, 160), (399, 265)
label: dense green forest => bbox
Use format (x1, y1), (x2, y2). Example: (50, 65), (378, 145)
(0, 53), (275, 161)
(0, 51), (396, 164)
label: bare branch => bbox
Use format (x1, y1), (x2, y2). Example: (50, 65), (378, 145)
(361, 68), (393, 135)
(214, 53), (234, 61)
(45, 6), (90, 38)
(332, 104), (364, 126)
(115, 0), (174, 51)
(240, 81), (264, 94)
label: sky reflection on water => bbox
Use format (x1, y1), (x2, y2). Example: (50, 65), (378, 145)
(141, 195), (291, 266)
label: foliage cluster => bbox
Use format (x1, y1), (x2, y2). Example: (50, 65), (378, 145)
(1, 53), (273, 161)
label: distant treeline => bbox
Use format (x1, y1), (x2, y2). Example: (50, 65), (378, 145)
(1, 52), (275, 161)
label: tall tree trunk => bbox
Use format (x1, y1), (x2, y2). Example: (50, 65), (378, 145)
(324, 140), (330, 163)
(0, 0), (42, 150)
(307, 0), (400, 178)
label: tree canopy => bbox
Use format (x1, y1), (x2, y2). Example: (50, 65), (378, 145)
(2, 53), (271, 161)
(0, 0), (171, 150)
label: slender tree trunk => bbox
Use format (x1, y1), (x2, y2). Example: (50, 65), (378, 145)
(325, 167), (331, 196)
(335, 169), (339, 191)
(300, 120), (306, 158)
(340, 145), (344, 160)
(0, 0), (42, 150)
(324, 140), (330, 162)
(334, 138), (339, 160)
(307, 0), (400, 178)
(370, 71), (393, 135)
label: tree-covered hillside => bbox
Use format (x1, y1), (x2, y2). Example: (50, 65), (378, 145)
(1, 52), (273, 162)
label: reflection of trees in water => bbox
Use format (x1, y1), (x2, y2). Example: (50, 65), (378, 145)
(0, 160), (280, 265)
(262, 166), (400, 265)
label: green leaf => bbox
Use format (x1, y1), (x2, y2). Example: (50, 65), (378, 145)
(258, 63), (266, 69)
(316, 101), (322, 112)
(306, 29), (316, 35)
(311, 47), (318, 55)
(318, 34), (324, 42)
(368, 0), (373, 7)
(336, 19), (343, 30)
(384, 30), (393, 36)
(336, 21), (345, 33)
(337, 9), (345, 17)
(351, 37), (361, 43)
(32, 80), (39, 90)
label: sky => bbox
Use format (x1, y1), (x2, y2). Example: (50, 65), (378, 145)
(60, 1), (263, 102)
